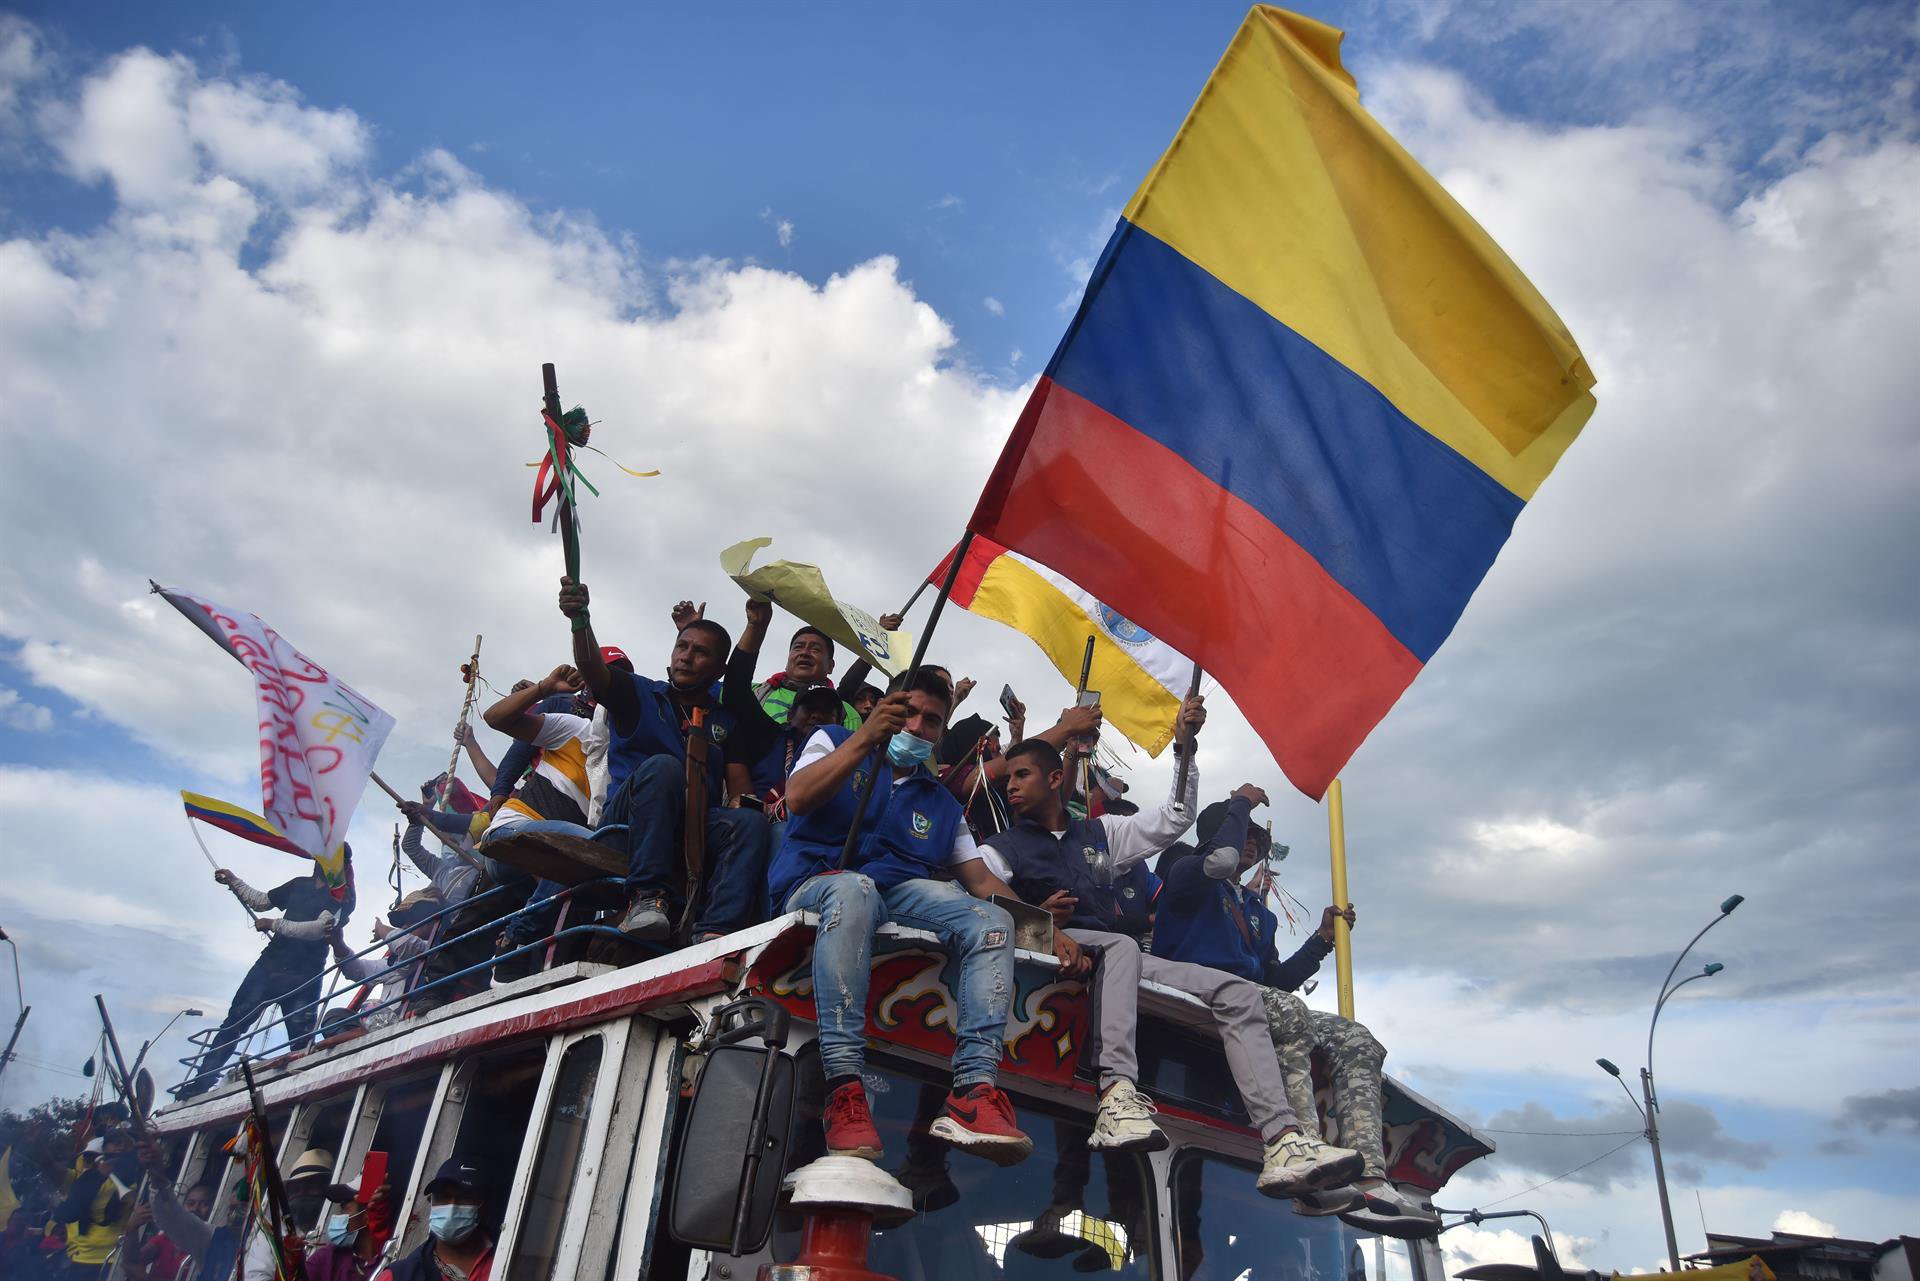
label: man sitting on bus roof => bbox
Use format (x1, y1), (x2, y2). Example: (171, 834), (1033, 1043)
(1154, 806), (1440, 1237)
(558, 576), (770, 943)
(769, 669), (1082, 1168)
(980, 719), (1365, 1201)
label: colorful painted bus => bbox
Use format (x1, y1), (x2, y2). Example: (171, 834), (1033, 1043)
(147, 911), (1491, 1280)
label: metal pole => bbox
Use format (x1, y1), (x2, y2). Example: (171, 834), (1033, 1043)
(1327, 778), (1354, 1019)
(1643, 1067), (1681, 1270)
(1171, 662), (1203, 799)
(834, 529), (976, 870)
(0, 1005), (29, 1094)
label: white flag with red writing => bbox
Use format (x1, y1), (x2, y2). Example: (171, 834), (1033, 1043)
(156, 584), (393, 859)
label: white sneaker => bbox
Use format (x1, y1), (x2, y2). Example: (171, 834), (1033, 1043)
(1340, 1182), (1443, 1240)
(1255, 1130), (1365, 1198)
(1084, 1079), (1169, 1152)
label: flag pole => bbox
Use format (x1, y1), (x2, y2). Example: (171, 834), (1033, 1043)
(184, 815), (270, 924)
(542, 362), (582, 583)
(1327, 777), (1355, 1019)
(1172, 661), (1203, 799)
(835, 530), (976, 870)
(435, 635), (483, 813)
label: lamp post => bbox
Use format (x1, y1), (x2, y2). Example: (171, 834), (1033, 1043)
(0, 926), (27, 1097)
(1598, 893), (1744, 1272)
(132, 1008), (207, 1079)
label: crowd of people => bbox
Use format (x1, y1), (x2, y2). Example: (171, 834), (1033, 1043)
(0, 1114), (496, 1281)
(151, 573), (1436, 1271)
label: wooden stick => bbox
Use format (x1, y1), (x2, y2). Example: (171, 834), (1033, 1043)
(543, 363), (582, 582)
(435, 635), (483, 813)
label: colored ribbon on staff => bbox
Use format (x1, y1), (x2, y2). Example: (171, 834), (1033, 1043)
(528, 407), (658, 526)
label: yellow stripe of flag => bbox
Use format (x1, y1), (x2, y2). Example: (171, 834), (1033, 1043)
(967, 552), (1187, 756)
(1123, 6), (1595, 500)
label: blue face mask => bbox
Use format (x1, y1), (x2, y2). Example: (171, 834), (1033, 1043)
(324, 1212), (357, 1246)
(429, 1203), (481, 1244)
(886, 731), (934, 769)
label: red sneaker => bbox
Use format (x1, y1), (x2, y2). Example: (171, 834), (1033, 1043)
(823, 1081), (884, 1161)
(929, 1083), (1033, 1166)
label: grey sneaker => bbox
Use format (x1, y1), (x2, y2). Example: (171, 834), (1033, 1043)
(1255, 1130), (1365, 1198)
(1293, 1183), (1367, 1216)
(618, 895), (670, 940)
(1085, 1079), (1169, 1153)
(1340, 1182), (1443, 1240)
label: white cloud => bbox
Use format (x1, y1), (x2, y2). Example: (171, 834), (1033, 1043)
(1443, 1226), (1593, 1274)
(929, 193), (963, 212)
(0, 686), (52, 731)
(759, 205), (795, 249)
(1772, 1210), (1838, 1237)
(44, 47), (365, 207)
(982, 295), (1004, 316)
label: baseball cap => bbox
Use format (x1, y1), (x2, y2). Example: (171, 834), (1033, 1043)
(424, 1156), (487, 1198)
(599, 646), (632, 672)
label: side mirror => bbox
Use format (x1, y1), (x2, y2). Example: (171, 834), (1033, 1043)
(669, 998), (797, 1256)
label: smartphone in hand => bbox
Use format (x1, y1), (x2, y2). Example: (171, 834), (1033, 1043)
(999, 684), (1019, 717)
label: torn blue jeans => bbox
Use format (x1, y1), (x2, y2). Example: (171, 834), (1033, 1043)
(784, 872), (1014, 1089)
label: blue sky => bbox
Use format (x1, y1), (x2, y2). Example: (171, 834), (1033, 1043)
(2, 0), (1917, 1272)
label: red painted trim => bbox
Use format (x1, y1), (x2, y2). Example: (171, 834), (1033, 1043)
(971, 378), (1424, 798)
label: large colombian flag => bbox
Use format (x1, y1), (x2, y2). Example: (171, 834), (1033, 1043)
(968, 7), (1596, 798)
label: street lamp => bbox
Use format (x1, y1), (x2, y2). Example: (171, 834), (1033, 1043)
(1599, 894), (1744, 1272)
(0, 927), (28, 1096)
(132, 1008), (207, 1079)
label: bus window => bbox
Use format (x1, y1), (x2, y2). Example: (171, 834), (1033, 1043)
(301, 1095), (357, 1164)
(1171, 1150), (1403, 1281)
(449, 1045), (547, 1210)
(366, 1073), (439, 1203)
(771, 1063), (1154, 1279)
(507, 1036), (604, 1279)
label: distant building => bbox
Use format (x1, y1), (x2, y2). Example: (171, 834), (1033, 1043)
(1688, 1232), (1918, 1281)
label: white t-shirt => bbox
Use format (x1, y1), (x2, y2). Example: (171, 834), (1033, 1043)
(792, 729), (983, 868)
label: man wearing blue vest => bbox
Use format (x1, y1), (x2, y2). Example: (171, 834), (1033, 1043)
(980, 724), (1364, 1201)
(1155, 802), (1439, 1237)
(558, 576), (769, 942)
(770, 669), (1081, 1167)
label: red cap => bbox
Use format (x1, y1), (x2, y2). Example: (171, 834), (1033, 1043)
(600, 645), (633, 672)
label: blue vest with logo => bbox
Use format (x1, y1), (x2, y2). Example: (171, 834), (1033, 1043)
(984, 815), (1117, 932)
(607, 671), (733, 801)
(1151, 861), (1276, 982)
(1112, 864), (1161, 939)
(770, 725), (965, 908)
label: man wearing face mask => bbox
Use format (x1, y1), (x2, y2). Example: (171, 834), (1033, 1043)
(301, 1178), (391, 1281)
(769, 670), (1082, 1168)
(377, 1159), (492, 1281)
(559, 578), (767, 943)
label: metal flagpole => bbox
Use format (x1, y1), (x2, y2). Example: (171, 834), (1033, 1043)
(835, 530), (976, 870)
(1172, 662), (1203, 799)
(1327, 777), (1355, 1019)
(185, 816), (268, 924)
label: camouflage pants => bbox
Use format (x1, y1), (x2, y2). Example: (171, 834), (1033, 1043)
(1261, 988), (1388, 1180)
